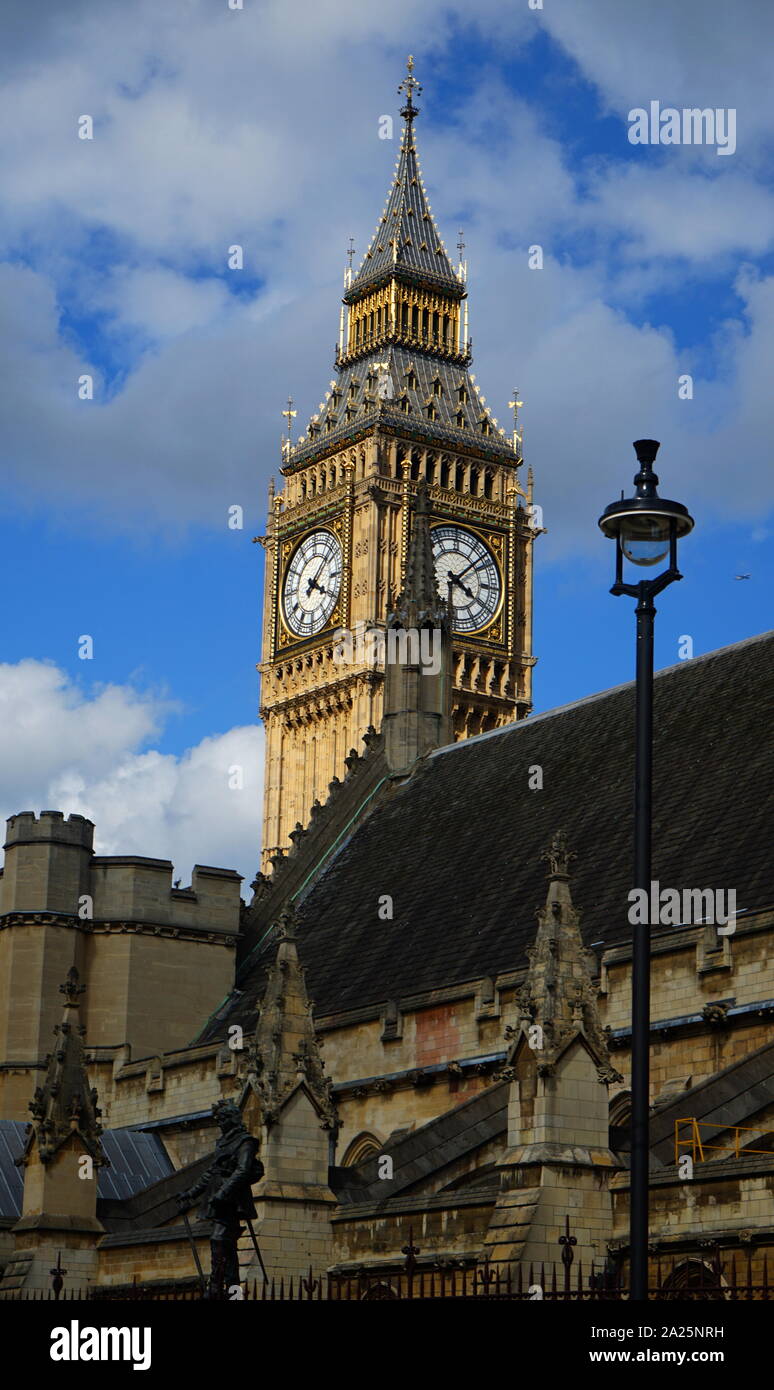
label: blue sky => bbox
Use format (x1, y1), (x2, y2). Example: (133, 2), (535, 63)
(1, 0), (772, 878)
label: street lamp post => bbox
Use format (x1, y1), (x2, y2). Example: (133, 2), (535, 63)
(598, 440), (694, 1302)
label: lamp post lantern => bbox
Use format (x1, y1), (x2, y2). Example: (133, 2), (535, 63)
(598, 439), (694, 1302)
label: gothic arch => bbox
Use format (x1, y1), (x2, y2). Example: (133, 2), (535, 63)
(609, 1090), (631, 1126)
(341, 1131), (382, 1166)
(659, 1259), (727, 1298)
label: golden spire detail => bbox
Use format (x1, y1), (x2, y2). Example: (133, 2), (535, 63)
(508, 389), (524, 458)
(281, 396), (297, 462)
(344, 236), (356, 289)
(398, 54), (422, 121)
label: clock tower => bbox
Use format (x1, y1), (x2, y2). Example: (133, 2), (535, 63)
(259, 58), (539, 864)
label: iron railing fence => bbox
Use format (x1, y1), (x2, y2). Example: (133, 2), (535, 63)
(4, 1250), (771, 1301)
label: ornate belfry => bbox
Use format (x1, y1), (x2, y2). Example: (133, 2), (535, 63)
(259, 57), (539, 863)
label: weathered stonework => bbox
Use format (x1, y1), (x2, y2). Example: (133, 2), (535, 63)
(0, 812), (241, 1120)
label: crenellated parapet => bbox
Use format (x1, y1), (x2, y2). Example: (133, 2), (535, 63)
(0, 814), (244, 1119)
(0, 812), (242, 932)
(1, 811), (94, 915)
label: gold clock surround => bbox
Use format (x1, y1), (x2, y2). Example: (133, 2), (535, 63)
(430, 520), (505, 639)
(280, 527), (343, 642)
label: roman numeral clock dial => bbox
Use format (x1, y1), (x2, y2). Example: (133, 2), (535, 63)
(431, 524), (502, 634)
(282, 529), (342, 638)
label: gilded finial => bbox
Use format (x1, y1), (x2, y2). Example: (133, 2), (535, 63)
(508, 390), (524, 458)
(344, 236), (356, 289)
(456, 228), (467, 283)
(281, 396), (297, 462)
(398, 54), (422, 120)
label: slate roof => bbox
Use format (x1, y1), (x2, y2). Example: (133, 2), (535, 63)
(0, 1121), (173, 1220)
(291, 344), (516, 466)
(98, 1150), (212, 1235)
(204, 630), (773, 1038)
(348, 113), (461, 299)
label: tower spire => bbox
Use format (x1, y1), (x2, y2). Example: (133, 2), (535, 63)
(341, 56), (461, 308)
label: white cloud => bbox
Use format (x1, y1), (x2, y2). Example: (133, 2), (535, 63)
(0, 659), (262, 884)
(0, 0), (772, 548)
(540, 0), (774, 156)
(583, 165), (774, 263)
(100, 267), (235, 338)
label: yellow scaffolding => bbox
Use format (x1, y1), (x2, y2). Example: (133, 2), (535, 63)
(674, 1117), (774, 1164)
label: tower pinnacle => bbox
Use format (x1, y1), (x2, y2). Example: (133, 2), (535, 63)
(22, 967), (107, 1168)
(393, 479), (445, 622)
(510, 834), (621, 1083)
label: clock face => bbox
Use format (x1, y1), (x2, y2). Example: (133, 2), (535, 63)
(431, 524), (501, 634)
(282, 530), (342, 637)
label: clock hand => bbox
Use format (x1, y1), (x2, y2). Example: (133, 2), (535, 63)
(454, 557), (478, 582)
(450, 572), (474, 601)
(306, 556), (328, 596)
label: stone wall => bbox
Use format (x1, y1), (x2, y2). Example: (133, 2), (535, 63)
(0, 812), (242, 1121)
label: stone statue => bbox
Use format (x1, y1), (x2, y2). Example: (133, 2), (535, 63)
(176, 1099), (263, 1298)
